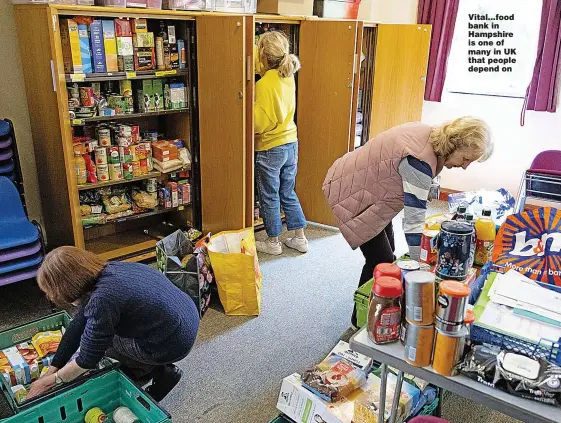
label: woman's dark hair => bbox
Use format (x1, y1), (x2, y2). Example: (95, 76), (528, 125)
(37, 246), (107, 305)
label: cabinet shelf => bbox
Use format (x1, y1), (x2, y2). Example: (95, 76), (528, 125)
(65, 69), (188, 83)
(83, 204), (190, 229)
(71, 108), (189, 126)
(77, 171), (163, 191)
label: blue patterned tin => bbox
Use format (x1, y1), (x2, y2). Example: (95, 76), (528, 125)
(435, 221), (474, 281)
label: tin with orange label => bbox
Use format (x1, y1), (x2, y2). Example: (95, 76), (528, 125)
(404, 323), (435, 367)
(404, 270), (435, 325)
(96, 164), (109, 181)
(420, 229), (439, 265)
(432, 326), (468, 376)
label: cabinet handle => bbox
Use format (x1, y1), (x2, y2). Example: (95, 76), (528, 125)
(238, 91), (243, 99)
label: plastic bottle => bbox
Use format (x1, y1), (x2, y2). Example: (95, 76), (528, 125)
(474, 209), (496, 266)
(453, 205), (467, 221)
(74, 149), (87, 185)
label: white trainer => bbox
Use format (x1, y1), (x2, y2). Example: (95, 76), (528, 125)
(256, 240), (282, 255)
(285, 237), (308, 253)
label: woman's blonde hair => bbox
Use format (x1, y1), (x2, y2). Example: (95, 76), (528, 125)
(429, 116), (493, 162)
(37, 246), (107, 305)
(258, 31), (300, 78)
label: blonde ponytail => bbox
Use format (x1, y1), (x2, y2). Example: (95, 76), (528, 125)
(257, 31), (300, 78)
(429, 116), (493, 162)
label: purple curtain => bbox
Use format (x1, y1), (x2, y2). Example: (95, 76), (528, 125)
(521, 0), (561, 125)
(418, 0), (460, 102)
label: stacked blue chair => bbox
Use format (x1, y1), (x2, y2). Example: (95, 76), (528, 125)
(0, 119), (25, 212)
(0, 176), (44, 287)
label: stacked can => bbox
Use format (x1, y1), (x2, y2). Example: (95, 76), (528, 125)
(433, 280), (471, 376)
(402, 271), (435, 367)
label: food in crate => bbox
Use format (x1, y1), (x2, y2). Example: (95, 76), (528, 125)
(459, 344), (561, 406)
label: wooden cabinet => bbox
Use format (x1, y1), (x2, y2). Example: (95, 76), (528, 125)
(14, 5), (201, 261)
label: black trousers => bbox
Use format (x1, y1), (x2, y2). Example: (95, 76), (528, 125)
(352, 222), (396, 326)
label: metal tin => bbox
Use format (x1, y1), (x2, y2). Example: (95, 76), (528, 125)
(109, 163), (123, 180)
(132, 161), (141, 177)
(98, 128), (111, 147)
(94, 147), (108, 165)
(117, 124), (132, 137)
(119, 146), (132, 163)
(146, 155), (154, 171)
(432, 326), (468, 376)
(117, 136), (132, 147)
(122, 163), (133, 180)
(139, 158), (149, 175)
(396, 260), (420, 283)
(435, 221), (474, 281)
(145, 177), (158, 193)
(404, 324), (435, 367)
(404, 271), (435, 325)
(107, 147), (121, 164)
(96, 164), (109, 181)
(435, 316), (464, 334)
(436, 280), (470, 325)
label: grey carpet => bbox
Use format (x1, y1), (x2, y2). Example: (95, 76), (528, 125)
(0, 203), (521, 422)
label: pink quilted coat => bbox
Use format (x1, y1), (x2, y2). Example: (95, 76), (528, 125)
(322, 122), (440, 249)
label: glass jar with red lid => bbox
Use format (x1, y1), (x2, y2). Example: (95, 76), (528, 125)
(367, 276), (403, 344)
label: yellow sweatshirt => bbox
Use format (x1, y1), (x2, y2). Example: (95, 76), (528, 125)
(254, 69), (298, 152)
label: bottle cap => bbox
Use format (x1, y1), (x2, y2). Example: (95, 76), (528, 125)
(439, 280), (470, 298)
(373, 276), (402, 297)
(482, 209), (492, 217)
(373, 263), (402, 281)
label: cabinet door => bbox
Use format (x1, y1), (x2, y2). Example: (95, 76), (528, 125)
(296, 20), (358, 226)
(370, 24), (431, 137)
(197, 16), (249, 234)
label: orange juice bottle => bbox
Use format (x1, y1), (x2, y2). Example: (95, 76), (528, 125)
(474, 209), (496, 266)
(74, 148), (87, 185)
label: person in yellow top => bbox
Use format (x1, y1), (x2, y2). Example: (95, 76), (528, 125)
(255, 31), (307, 255)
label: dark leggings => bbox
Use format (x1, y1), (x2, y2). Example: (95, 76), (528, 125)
(352, 222), (396, 326)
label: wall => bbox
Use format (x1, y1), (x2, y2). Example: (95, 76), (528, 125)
(422, 93), (561, 197)
(359, 0), (418, 23)
(0, 2), (43, 225)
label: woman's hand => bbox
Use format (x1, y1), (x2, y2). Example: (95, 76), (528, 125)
(27, 373), (56, 399)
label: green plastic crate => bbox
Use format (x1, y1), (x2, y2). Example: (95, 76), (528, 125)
(354, 278), (373, 328)
(269, 415), (295, 423)
(0, 311), (72, 413)
(2, 369), (171, 423)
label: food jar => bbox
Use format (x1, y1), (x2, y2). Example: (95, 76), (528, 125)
(373, 262), (402, 281)
(367, 276), (402, 344)
(435, 220), (474, 281)
(435, 280), (470, 333)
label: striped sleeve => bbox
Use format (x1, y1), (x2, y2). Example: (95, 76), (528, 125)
(398, 156), (433, 261)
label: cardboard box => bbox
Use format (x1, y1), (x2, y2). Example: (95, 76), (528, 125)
(137, 79), (154, 112)
(60, 19), (82, 73)
(152, 79), (164, 110)
(133, 32), (155, 48)
(101, 20), (118, 72)
(257, 0), (313, 16)
(152, 140), (178, 160)
(2, 347), (32, 386)
(133, 18), (148, 33)
(0, 352), (16, 387)
(165, 82), (187, 109)
(90, 20), (106, 73)
(77, 24), (92, 73)
(114, 18), (132, 36)
(117, 36), (134, 71)
(166, 182), (179, 207)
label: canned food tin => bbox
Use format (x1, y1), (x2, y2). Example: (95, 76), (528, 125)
(436, 280), (470, 325)
(117, 136), (132, 147)
(142, 141), (152, 157)
(432, 326), (468, 376)
(94, 147), (108, 165)
(84, 407), (107, 423)
(435, 221), (474, 281)
(132, 161), (141, 177)
(117, 124), (132, 137)
(404, 324), (435, 367)
(122, 163), (133, 180)
(96, 164), (109, 181)
(145, 177), (157, 193)
(108, 147), (121, 164)
(146, 156), (154, 171)
(131, 125), (140, 143)
(397, 259), (420, 283)
(79, 87), (95, 107)
(404, 271), (435, 325)
(420, 229), (439, 265)
(109, 163), (123, 180)
(98, 128), (111, 147)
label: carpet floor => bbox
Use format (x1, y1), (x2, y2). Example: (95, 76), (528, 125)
(0, 205), (521, 422)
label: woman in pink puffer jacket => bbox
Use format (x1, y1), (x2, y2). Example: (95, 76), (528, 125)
(322, 117), (493, 326)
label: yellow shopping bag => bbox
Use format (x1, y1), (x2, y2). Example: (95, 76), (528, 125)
(207, 228), (263, 316)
